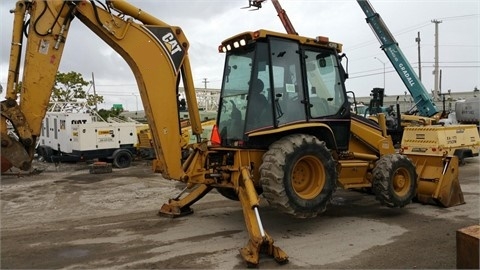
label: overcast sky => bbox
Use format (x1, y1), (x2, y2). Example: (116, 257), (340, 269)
(1, 0), (479, 111)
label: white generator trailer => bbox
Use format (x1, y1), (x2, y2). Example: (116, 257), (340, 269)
(37, 111), (138, 168)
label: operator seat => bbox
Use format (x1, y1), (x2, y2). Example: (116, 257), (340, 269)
(250, 79), (268, 107)
(248, 79), (271, 128)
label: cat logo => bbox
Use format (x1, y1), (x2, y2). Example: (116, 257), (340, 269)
(71, 119), (88, 124)
(145, 26), (186, 74)
(162, 32), (182, 55)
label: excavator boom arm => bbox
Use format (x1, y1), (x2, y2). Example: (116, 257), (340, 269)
(1, 0), (203, 179)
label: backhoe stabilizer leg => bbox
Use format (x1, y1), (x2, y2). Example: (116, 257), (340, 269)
(240, 233), (288, 267)
(237, 167), (288, 267)
(158, 184), (213, 217)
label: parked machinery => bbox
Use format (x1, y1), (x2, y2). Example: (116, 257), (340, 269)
(1, 0), (463, 266)
(356, 0), (479, 161)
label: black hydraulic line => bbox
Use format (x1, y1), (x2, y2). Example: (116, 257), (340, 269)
(33, 1), (67, 36)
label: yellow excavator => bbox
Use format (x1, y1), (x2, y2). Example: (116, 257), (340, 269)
(1, 0), (463, 266)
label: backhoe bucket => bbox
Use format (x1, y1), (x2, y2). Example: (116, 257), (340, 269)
(408, 154), (465, 207)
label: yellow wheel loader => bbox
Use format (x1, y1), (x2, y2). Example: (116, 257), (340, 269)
(1, 0), (463, 267)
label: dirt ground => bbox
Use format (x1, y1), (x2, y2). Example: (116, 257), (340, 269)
(1, 157), (479, 269)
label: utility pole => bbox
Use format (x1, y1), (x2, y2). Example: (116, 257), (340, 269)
(432, 19), (442, 101)
(439, 69), (442, 95)
(202, 78), (209, 89)
(202, 78), (209, 110)
(415, 31), (422, 81)
(91, 72), (98, 112)
(132, 93), (138, 114)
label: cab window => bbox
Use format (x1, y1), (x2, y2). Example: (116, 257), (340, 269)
(305, 49), (345, 118)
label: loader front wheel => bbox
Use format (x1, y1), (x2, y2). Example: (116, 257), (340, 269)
(260, 134), (337, 218)
(372, 154), (417, 208)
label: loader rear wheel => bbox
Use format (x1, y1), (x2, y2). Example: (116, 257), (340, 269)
(260, 134), (337, 218)
(372, 154), (417, 208)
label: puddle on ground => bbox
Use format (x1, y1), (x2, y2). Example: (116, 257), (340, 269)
(58, 248), (90, 259)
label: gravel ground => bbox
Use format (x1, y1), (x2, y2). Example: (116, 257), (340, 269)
(1, 157), (479, 269)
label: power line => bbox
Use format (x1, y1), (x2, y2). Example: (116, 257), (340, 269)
(348, 22), (431, 51)
(349, 65), (479, 79)
(349, 69), (399, 79)
(348, 13), (480, 52)
(421, 44), (480, 48)
(438, 14), (480, 21)
(94, 84), (137, 87)
(421, 61), (480, 63)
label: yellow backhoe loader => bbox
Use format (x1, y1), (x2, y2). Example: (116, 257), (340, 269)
(1, 0), (463, 266)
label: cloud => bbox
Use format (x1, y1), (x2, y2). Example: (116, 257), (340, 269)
(1, 0), (479, 111)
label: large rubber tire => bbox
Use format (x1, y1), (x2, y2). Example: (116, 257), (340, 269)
(112, 150), (132, 168)
(453, 149), (469, 166)
(372, 154), (417, 208)
(259, 134), (337, 218)
(36, 145), (53, 162)
(36, 146), (47, 161)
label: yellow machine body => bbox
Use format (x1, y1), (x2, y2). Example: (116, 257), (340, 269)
(0, 0), (467, 266)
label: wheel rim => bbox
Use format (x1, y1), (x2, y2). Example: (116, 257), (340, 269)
(392, 167), (412, 197)
(291, 155), (325, 200)
(119, 157), (127, 166)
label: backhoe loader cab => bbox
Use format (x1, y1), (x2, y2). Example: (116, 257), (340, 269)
(216, 30), (351, 150)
